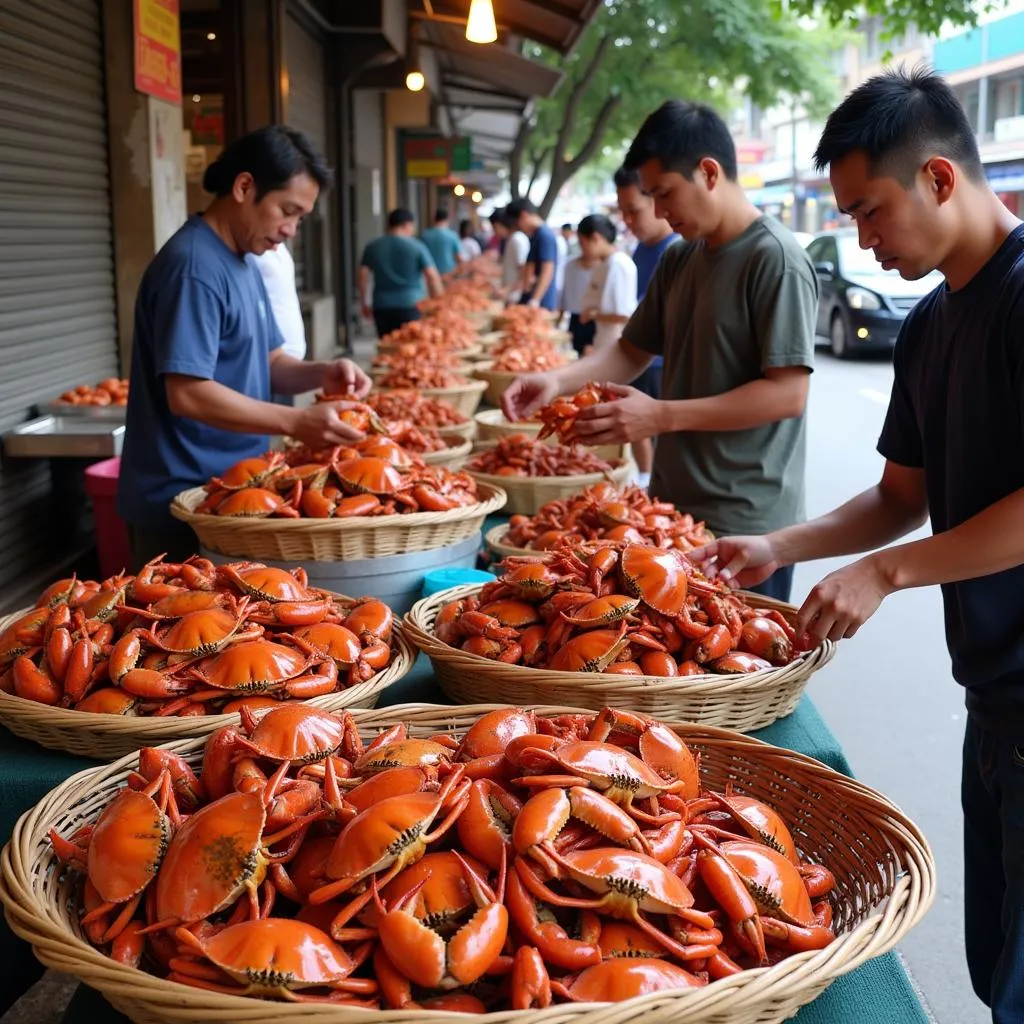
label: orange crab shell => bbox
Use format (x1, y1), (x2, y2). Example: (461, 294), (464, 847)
(87, 789), (170, 904)
(558, 957), (705, 1001)
(239, 704), (349, 763)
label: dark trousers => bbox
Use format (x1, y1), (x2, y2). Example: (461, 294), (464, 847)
(129, 523), (199, 573)
(567, 312), (596, 356)
(373, 306), (420, 338)
(743, 565), (794, 603)
(962, 716), (1024, 1022)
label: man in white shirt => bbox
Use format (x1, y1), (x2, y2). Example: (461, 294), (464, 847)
(578, 214), (638, 351)
(254, 243), (306, 359)
(559, 252), (596, 355)
(490, 209), (530, 301)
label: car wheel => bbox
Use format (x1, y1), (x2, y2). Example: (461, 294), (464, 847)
(830, 311), (851, 360)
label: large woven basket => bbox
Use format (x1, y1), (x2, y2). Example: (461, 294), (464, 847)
(435, 419), (476, 442)
(0, 702), (935, 1024)
(478, 328), (571, 350)
(376, 341), (484, 359)
(474, 410), (628, 463)
(371, 362), (475, 381)
(170, 482), (506, 561)
(484, 521), (534, 558)
(465, 461), (635, 516)
(405, 583), (837, 730)
(492, 309), (561, 331)
(0, 613), (416, 760)
(418, 438), (472, 469)
(373, 379), (487, 417)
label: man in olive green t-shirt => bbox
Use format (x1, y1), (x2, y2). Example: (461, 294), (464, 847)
(502, 101), (816, 601)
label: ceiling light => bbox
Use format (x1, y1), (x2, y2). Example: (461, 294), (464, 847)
(206, 31), (216, 41)
(192, 94), (201, 103)
(405, 70), (425, 92)
(471, 190), (483, 203)
(453, 184), (466, 196)
(466, 0), (497, 44)
(405, 32), (425, 92)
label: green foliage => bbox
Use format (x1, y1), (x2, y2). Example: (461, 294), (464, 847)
(514, 0), (845, 212)
(777, 0), (1000, 39)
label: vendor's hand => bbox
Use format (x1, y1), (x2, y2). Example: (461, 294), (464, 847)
(501, 373), (560, 422)
(290, 402), (366, 448)
(321, 359), (371, 400)
(797, 556), (892, 642)
(687, 535), (781, 590)
(570, 382), (662, 446)
(360, 304), (372, 321)
(578, 308), (594, 325)
(527, 298), (540, 309)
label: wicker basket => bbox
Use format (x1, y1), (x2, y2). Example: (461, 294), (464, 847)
(405, 583), (837, 731)
(0, 614), (416, 760)
(371, 362), (474, 381)
(435, 419), (476, 442)
(492, 309), (561, 331)
(169, 482), (506, 562)
(0, 703), (935, 1024)
(474, 410), (628, 463)
(419, 438), (472, 469)
(373, 379), (487, 417)
(478, 328), (570, 350)
(465, 461), (635, 516)
(484, 521), (534, 558)
(376, 341), (484, 359)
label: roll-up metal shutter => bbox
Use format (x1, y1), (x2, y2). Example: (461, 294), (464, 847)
(283, 10), (328, 295)
(0, 0), (117, 590)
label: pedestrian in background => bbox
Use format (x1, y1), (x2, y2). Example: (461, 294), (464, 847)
(459, 218), (482, 262)
(561, 222), (581, 260)
(254, 242), (306, 406)
(577, 214), (638, 353)
(420, 207), (462, 274)
(614, 164), (681, 485)
(491, 208), (530, 302)
(694, 68), (1024, 1023)
(507, 198), (560, 310)
(359, 208), (443, 337)
(559, 245), (596, 355)
(503, 100), (816, 601)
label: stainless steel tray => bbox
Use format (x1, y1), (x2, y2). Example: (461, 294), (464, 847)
(46, 401), (127, 422)
(4, 416), (125, 458)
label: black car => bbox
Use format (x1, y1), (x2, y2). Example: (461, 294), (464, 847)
(806, 229), (943, 358)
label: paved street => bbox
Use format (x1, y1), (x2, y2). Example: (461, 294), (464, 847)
(797, 349), (986, 1024)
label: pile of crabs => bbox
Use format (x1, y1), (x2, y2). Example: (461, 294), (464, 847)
(504, 481), (715, 554)
(49, 704), (837, 1008)
(195, 427), (480, 519)
(434, 543), (812, 675)
(0, 557), (397, 716)
(467, 434), (618, 479)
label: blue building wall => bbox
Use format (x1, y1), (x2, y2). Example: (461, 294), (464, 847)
(934, 12), (1024, 74)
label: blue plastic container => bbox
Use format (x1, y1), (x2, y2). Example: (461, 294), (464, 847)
(422, 567), (496, 597)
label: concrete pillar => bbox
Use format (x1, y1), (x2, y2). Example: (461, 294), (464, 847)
(102, 0), (187, 371)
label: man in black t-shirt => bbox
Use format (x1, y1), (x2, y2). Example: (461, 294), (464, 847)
(693, 68), (1024, 1022)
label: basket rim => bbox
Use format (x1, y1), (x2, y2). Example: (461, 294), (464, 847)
(405, 582), (836, 693)
(465, 461), (633, 488)
(373, 378), (488, 399)
(484, 521), (534, 556)
(0, 609), (417, 742)
(170, 481), (507, 532)
(0, 702), (936, 1023)
(420, 438), (473, 462)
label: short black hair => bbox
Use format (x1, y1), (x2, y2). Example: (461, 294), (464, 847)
(624, 101), (737, 181)
(613, 166), (641, 189)
(388, 208), (415, 229)
(813, 65), (984, 185)
(459, 218), (475, 238)
(202, 125), (333, 199)
(506, 198), (539, 220)
(434, 208), (450, 223)
(561, 223), (573, 231)
(488, 209), (510, 229)
(578, 214), (616, 244)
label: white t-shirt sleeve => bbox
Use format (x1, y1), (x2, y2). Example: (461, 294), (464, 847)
(254, 246), (307, 360)
(603, 253), (638, 317)
(512, 232), (530, 265)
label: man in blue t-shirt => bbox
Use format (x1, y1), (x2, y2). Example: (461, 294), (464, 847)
(507, 199), (559, 310)
(693, 69), (1024, 1021)
(359, 209), (443, 337)
(420, 208), (462, 275)
(117, 126), (372, 569)
(615, 165), (680, 485)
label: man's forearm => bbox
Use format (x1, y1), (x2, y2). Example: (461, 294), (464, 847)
(872, 487), (1024, 591)
(166, 377), (296, 436)
(358, 267), (370, 309)
(550, 340), (653, 395)
(770, 486), (928, 567)
(660, 376), (806, 433)
(530, 263), (554, 304)
(270, 354), (330, 395)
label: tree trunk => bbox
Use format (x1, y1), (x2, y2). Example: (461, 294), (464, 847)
(524, 147), (551, 203)
(508, 119), (533, 201)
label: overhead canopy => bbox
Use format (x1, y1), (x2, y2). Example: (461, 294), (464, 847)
(422, 21), (562, 157)
(416, 0), (603, 55)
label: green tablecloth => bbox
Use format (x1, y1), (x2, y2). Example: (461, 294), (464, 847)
(0, 678), (930, 1024)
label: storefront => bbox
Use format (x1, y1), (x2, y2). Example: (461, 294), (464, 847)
(986, 160), (1024, 215)
(0, 0), (119, 594)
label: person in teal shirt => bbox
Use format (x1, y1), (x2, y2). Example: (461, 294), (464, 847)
(359, 208), (443, 337)
(420, 208), (463, 275)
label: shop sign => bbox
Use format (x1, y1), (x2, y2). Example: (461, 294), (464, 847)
(134, 0), (181, 105)
(404, 135), (449, 178)
(450, 137), (473, 173)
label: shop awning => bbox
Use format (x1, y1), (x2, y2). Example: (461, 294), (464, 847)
(413, 0), (602, 55)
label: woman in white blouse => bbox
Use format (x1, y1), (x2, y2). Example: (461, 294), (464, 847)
(578, 214), (638, 351)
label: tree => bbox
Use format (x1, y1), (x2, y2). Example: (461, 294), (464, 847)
(511, 0), (994, 216)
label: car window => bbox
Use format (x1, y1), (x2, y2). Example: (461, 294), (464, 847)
(836, 235), (879, 275)
(822, 237), (838, 266)
(806, 238), (825, 262)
